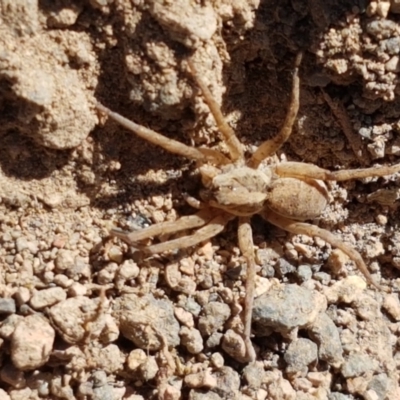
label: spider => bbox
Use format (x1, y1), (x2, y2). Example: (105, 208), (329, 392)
(96, 52), (399, 363)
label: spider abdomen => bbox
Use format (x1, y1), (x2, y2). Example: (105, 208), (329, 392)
(266, 177), (329, 220)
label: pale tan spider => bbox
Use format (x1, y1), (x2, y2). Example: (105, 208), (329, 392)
(97, 53), (399, 362)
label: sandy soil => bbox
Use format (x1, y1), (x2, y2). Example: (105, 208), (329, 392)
(0, 0), (400, 399)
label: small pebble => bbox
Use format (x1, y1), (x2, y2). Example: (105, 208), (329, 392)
(55, 249), (76, 272)
(242, 363), (265, 388)
(0, 315), (23, 339)
(341, 354), (377, 378)
(108, 245), (123, 263)
(198, 302), (231, 336)
(309, 313), (344, 368)
(0, 299), (16, 315)
(221, 329), (247, 363)
(174, 307), (195, 328)
(367, 373), (389, 399)
(184, 370), (217, 389)
(139, 356), (158, 381)
(274, 258), (296, 277)
(284, 338), (318, 373)
(15, 237), (38, 254)
(206, 332), (223, 348)
(127, 349), (146, 371)
(68, 282), (87, 297)
(14, 288), (30, 306)
(11, 314), (55, 370)
(180, 326), (203, 354)
(210, 352), (224, 369)
(115, 294), (180, 351)
(383, 294), (400, 321)
(117, 259), (140, 280)
(296, 264), (312, 282)
(253, 284), (323, 333)
(30, 287), (67, 310)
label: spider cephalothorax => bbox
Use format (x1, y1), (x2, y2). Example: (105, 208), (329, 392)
(199, 165), (271, 216)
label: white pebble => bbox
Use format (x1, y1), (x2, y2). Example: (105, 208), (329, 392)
(184, 369), (217, 389)
(174, 307), (194, 328)
(180, 326), (203, 354)
(15, 237), (38, 254)
(383, 294), (400, 321)
(14, 287), (30, 305)
(11, 314), (55, 370)
(30, 287), (67, 310)
(210, 352), (224, 369)
(118, 260), (139, 280)
(68, 282), (87, 297)
(55, 249), (75, 272)
(127, 349), (146, 371)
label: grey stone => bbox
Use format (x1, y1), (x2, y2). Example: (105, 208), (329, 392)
(242, 363), (265, 388)
(189, 390), (222, 400)
(206, 332), (223, 348)
(367, 373), (389, 399)
(380, 37), (400, 55)
(92, 385), (114, 400)
(114, 294), (180, 351)
(284, 338), (318, 372)
(341, 354), (377, 378)
(253, 284), (318, 332)
(92, 371), (107, 388)
(328, 393), (354, 400)
(313, 271), (331, 285)
(213, 366), (240, 398)
(0, 298), (16, 315)
(183, 297), (202, 317)
(274, 258), (296, 277)
(296, 264), (312, 282)
(309, 313), (344, 367)
(198, 302), (230, 336)
(366, 20), (398, 39)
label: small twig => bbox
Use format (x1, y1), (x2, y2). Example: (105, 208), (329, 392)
(322, 90), (370, 166)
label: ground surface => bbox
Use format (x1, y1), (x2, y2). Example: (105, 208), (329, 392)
(1, 0), (400, 399)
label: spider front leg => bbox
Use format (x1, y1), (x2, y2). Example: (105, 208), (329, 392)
(263, 210), (388, 291)
(248, 52), (302, 169)
(187, 60), (244, 163)
(96, 103), (230, 166)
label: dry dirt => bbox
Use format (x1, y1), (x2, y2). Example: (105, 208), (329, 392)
(1, 0), (400, 399)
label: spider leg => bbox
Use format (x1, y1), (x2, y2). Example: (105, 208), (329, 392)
(144, 211), (234, 255)
(96, 103), (224, 165)
(275, 161), (400, 181)
(248, 52), (302, 169)
(263, 210), (388, 291)
(238, 217), (257, 362)
(110, 209), (214, 245)
(115, 210), (234, 255)
(187, 60), (244, 162)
